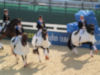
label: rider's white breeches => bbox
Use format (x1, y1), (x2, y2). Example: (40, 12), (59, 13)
(79, 29), (86, 36)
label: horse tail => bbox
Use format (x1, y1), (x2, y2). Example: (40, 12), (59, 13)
(67, 33), (73, 50)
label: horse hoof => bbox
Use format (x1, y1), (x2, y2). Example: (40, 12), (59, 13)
(91, 55), (94, 57)
(24, 63), (28, 68)
(45, 56), (49, 60)
(0, 47), (4, 50)
(95, 50), (98, 54)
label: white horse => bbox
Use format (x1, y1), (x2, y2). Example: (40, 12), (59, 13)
(11, 33), (30, 67)
(67, 24), (98, 57)
(32, 28), (51, 62)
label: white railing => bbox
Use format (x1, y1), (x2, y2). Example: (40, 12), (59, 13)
(0, 20), (67, 33)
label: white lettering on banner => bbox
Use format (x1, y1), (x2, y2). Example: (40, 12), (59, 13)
(49, 34), (58, 42)
(60, 37), (68, 42)
(95, 41), (100, 45)
(48, 33), (68, 43)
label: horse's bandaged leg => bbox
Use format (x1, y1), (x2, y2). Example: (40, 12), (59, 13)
(38, 55), (41, 62)
(0, 43), (3, 49)
(90, 50), (93, 57)
(22, 55), (27, 65)
(44, 48), (49, 60)
(92, 45), (97, 50)
(72, 48), (78, 54)
(92, 45), (98, 54)
(15, 55), (19, 64)
(44, 48), (48, 56)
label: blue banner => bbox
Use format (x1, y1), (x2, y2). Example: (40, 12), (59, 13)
(48, 31), (69, 46)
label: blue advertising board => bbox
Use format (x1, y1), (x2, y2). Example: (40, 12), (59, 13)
(48, 31), (69, 46)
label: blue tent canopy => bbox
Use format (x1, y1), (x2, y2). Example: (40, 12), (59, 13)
(67, 10), (99, 33)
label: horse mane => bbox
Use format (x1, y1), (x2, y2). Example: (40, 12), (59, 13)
(8, 18), (21, 29)
(21, 33), (28, 46)
(6, 18), (21, 37)
(42, 28), (47, 40)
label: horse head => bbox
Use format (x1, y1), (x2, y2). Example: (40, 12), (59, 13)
(8, 18), (21, 29)
(86, 24), (95, 35)
(6, 18), (21, 37)
(42, 28), (47, 40)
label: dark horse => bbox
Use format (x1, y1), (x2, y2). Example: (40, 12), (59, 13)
(0, 18), (20, 39)
(67, 24), (98, 57)
(0, 18), (21, 49)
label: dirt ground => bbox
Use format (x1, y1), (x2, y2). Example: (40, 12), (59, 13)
(0, 40), (100, 75)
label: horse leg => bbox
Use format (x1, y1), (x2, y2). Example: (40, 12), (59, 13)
(0, 43), (3, 50)
(72, 47), (78, 55)
(43, 48), (49, 60)
(0, 33), (6, 40)
(67, 34), (78, 55)
(92, 45), (98, 54)
(89, 43), (94, 57)
(47, 48), (49, 53)
(35, 47), (41, 62)
(0, 34), (6, 49)
(67, 34), (73, 50)
(22, 55), (28, 67)
(89, 43), (98, 57)
(14, 54), (19, 64)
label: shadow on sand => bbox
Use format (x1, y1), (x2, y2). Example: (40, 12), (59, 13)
(50, 45), (93, 71)
(0, 55), (46, 75)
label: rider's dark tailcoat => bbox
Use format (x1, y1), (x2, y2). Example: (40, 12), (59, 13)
(3, 14), (10, 22)
(15, 26), (24, 35)
(37, 20), (46, 30)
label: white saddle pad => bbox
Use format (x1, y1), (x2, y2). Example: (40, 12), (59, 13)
(71, 30), (96, 46)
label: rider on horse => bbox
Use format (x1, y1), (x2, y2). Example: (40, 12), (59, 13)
(78, 15), (87, 44)
(11, 19), (24, 49)
(32, 16), (50, 61)
(36, 16), (46, 39)
(1, 9), (10, 33)
(37, 16), (46, 30)
(15, 20), (24, 36)
(68, 15), (98, 56)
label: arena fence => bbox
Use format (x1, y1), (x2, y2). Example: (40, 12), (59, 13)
(0, 0), (100, 25)
(21, 21), (66, 33)
(0, 20), (67, 39)
(0, 20), (66, 32)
